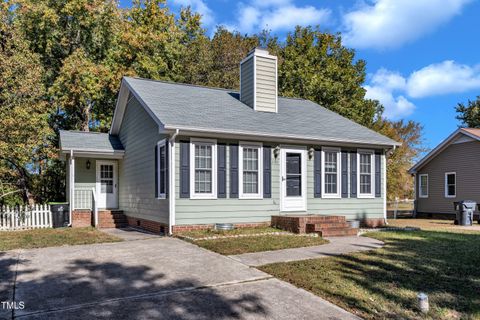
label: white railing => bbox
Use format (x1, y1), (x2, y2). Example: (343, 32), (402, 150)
(73, 188), (98, 227)
(0, 204), (52, 231)
(74, 188), (93, 209)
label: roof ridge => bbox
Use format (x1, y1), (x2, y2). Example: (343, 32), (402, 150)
(61, 130), (110, 135)
(124, 76), (308, 101)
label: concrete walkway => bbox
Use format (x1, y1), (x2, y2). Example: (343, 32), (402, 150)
(100, 226), (162, 241)
(2, 237), (361, 319)
(229, 236), (384, 266)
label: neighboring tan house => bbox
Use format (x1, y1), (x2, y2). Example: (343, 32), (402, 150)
(409, 128), (480, 218)
(59, 48), (399, 234)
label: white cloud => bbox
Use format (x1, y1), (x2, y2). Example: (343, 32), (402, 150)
(365, 84), (415, 119)
(365, 60), (480, 119)
(343, 0), (472, 50)
(261, 6), (331, 32)
(172, 0), (215, 26)
(407, 60), (480, 98)
(371, 68), (406, 91)
(224, 0), (331, 34)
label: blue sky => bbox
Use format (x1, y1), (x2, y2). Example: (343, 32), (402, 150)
(120, 0), (480, 150)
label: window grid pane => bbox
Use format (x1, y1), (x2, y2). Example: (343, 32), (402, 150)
(359, 153), (372, 195)
(446, 174), (455, 196)
(420, 175), (428, 196)
(324, 151), (337, 194)
(195, 144), (212, 193)
(243, 147), (259, 194)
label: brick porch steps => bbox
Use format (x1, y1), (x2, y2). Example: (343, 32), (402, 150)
(98, 210), (128, 228)
(271, 215), (358, 237)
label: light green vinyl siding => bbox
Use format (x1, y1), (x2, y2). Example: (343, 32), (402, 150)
(70, 157), (100, 209)
(240, 57), (254, 108)
(255, 56), (277, 113)
(118, 96), (169, 223)
(174, 139), (385, 225)
(307, 153), (385, 220)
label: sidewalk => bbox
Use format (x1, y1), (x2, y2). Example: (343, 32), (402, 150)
(229, 236), (384, 266)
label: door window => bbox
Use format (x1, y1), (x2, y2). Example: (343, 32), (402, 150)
(286, 153), (302, 196)
(100, 164), (114, 194)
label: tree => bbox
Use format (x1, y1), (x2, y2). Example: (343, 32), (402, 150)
(374, 119), (426, 200)
(279, 27), (383, 127)
(0, 1), (52, 203)
(456, 96), (480, 128)
(50, 49), (111, 131)
(15, 0), (120, 86)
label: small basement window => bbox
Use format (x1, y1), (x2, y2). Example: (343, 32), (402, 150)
(445, 172), (456, 198)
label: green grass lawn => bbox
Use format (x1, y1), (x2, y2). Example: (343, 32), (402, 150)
(260, 229), (480, 319)
(0, 227), (121, 251)
(195, 235), (329, 255)
(176, 226), (284, 240)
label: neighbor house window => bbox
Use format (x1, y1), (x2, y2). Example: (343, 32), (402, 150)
(419, 174), (428, 198)
(239, 142), (263, 199)
(322, 147), (341, 198)
(157, 139), (167, 198)
(445, 172), (456, 198)
(357, 149), (375, 198)
(190, 139), (217, 199)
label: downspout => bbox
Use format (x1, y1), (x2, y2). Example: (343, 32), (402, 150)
(168, 129), (179, 235)
(68, 150), (73, 227)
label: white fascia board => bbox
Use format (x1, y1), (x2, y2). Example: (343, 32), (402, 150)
(163, 125), (400, 149)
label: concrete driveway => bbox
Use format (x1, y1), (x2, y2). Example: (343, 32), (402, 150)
(1, 237), (360, 320)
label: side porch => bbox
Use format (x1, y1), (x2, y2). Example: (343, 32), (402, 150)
(60, 131), (127, 228)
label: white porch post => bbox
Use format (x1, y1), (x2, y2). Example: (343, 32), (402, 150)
(69, 150), (75, 226)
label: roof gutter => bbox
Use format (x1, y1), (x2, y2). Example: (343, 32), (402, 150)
(168, 129), (179, 236)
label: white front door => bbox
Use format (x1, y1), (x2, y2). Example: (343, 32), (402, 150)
(96, 160), (118, 209)
(280, 147), (307, 211)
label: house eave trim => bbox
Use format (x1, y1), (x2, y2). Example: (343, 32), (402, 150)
(409, 128), (480, 174)
(164, 125), (400, 148)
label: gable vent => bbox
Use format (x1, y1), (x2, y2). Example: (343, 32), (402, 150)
(240, 47), (278, 113)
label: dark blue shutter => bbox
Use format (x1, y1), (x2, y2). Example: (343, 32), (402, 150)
(217, 144), (226, 198)
(154, 144), (158, 197)
(180, 141), (190, 198)
(350, 152), (357, 197)
(375, 153), (381, 197)
(263, 146), (271, 198)
(314, 149), (321, 197)
(230, 144), (239, 198)
(341, 151), (348, 198)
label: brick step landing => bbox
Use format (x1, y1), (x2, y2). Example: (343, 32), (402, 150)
(98, 210), (128, 228)
(271, 215), (357, 236)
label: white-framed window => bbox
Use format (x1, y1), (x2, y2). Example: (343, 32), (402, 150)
(190, 138), (217, 199)
(321, 147), (341, 198)
(357, 149), (375, 198)
(419, 174), (428, 198)
(239, 142), (263, 199)
(445, 172), (456, 198)
(157, 139), (167, 199)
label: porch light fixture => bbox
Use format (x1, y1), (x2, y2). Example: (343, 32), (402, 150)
(308, 147), (315, 160)
(86, 160), (91, 170)
(274, 146), (280, 159)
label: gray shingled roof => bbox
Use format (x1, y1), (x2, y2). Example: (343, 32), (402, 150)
(125, 77), (399, 147)
(59, 130), (124, 152)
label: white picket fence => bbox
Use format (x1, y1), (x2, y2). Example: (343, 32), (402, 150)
(0, 204), (52, 231)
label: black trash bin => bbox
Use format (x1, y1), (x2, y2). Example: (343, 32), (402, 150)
(50, 203), (70, 228)
(453, 200), (476, 226)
